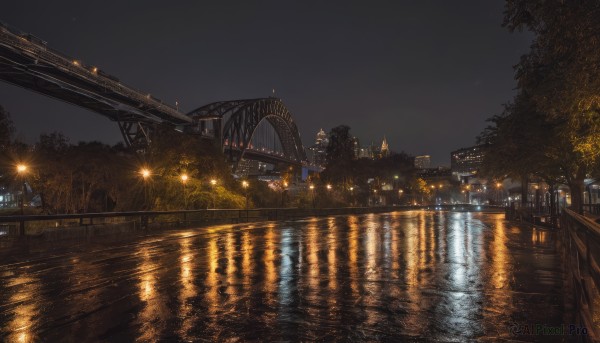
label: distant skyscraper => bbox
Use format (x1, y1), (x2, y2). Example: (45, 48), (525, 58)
(414, 155), (431, 169)
(315, 128), (328, 146)
(309, 128), (329, 166)
(352, 136), (360, 159)
(451, 145), (485, 177)
(380, 136), (389, 157)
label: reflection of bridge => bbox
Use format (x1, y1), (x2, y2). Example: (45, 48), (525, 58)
(0, 23), (308, 170)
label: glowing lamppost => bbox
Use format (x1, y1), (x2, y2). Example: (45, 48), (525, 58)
(350, 186), (354, 206)
(140, 168), (151, 210)
(398, 189), (404, 205)
(496, 182), (502, 205)
(282, 181), (288, 208)
(373, 189), (378, 206)
(181, 173), (189, 209)
(242, 180), (249, 219)
(16, 164), (27, 215)
(210, 179), (217, 209)
(309, 184), (315, 208)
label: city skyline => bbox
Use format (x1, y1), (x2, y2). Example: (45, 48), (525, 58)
(1, 1), (532, 166)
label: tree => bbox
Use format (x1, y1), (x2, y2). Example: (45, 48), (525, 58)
(489, 0), (600, 213)
(326, 125), (355, 165)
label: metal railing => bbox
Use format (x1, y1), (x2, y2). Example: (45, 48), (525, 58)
(0, 205), (505, 237)
(561, 209), (600, 340)
(584, 204), (600, 216)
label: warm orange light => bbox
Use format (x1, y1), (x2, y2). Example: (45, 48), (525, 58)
(350, 187), (354, 191)
(496, 182), (502, 188)
(16, 164), (27, 174)
(210, 179), (217, 186)
(140, 168), (150, 179)
(181, 174), (188, 183)
(327, 184), (332, 190)
(283, 181), (288, 188)
(399, 189), (403, 193)
(242, 180), (249, 188)
(309, 185), (314, 190)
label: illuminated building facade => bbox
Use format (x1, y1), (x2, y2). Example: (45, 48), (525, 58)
(450, 145), (485, 178)
(414, 155), (431, 169)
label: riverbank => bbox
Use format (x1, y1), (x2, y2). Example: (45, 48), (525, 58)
(0, 204), (504, 241)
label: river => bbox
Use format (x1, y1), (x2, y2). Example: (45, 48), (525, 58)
(0, 211), (571, 342)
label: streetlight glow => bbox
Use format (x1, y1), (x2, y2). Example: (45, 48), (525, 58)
(181, 174), (188, 183)
(327, 184), (332, 190)
(309, 185), (314, 190)
(210, 179), (217, 186)
(140, 168), (150, 179)
(242, 180), (249, 188)
(16, 164), (27, 174)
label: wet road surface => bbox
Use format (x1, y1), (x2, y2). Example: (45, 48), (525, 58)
(0, 211), (571, 342)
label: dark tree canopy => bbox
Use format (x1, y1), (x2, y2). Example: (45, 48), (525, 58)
(480, 0), (600, 213)
(326, 125), (355, 165)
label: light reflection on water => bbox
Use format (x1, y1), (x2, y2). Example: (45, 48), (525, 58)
(0, 211), (566, 342)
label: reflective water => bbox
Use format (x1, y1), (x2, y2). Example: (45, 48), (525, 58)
(0, 211), (569, 342)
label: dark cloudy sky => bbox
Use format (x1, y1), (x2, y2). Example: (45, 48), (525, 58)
(1, 1), (532, 166)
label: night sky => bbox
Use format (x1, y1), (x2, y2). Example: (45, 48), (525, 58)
(1, 1), (532, 166)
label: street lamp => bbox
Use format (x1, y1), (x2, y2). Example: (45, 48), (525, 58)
(309, 184), (315, 208)
(282, 181), (288, 207)
(242, 180), (249, 219)
(210, 179), (217, 209)
(350, 186), (354, 206)
(140, 168), (151, 210)
(181, 173), (188, 209)
(16, 164), (27, 215)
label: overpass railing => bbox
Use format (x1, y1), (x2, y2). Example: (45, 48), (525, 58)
(561, 209), (600, 340)
(0, 23), (190, 124)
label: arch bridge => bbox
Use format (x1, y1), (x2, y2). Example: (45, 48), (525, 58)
(187, 98), (307, 170)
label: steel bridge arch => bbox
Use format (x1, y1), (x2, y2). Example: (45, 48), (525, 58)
(187, 98), (307, 166)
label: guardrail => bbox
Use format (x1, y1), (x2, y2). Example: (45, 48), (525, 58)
(0, 204), (504, 237)
(561, 209), (600, 340)
(584, 204), (600, 216)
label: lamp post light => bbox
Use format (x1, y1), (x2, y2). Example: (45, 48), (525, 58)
(16, 164), (27, 215)
(373, 189), (378, 206)
(210, 179), (217, 209)
(242, 180), (249, 220)
(309, 184), (315, 209)
(398, 189), (403, 205)
(350, 186), (354, 206)
(181, 173), (188, 209)
(140, 168), (151, 210)
(282, 181), (288, 208)
(496, 182), (502, 205)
